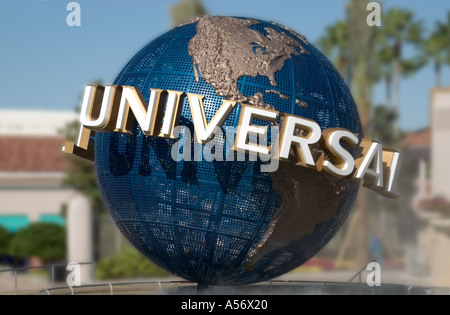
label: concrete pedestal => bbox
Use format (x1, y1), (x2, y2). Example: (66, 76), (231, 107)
(67, 194), (93, 285)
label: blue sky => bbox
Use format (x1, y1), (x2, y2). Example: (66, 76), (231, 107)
(1, 0), (449, 131)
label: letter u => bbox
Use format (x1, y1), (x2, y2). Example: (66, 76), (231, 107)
(79, 85), (122, 132)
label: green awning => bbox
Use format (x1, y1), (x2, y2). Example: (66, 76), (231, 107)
(39, 214), (66, 226)
(0, 215), (30, 233)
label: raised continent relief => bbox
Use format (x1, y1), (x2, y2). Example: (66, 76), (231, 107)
(188, 16), (308, 109)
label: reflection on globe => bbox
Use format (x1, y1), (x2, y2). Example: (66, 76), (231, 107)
(94, 16), (362, 285)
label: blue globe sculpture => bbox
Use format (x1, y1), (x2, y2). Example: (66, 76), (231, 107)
(95, 16), (362, 285)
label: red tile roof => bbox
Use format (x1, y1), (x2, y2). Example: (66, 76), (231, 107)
(0, 136), (69, 172)
(400, 128), (430, 147)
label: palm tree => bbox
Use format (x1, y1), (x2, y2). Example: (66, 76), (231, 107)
(169, 0), (207, 27)
(424, 12), (450, 87)
(333, 0), (378, 269)
(374, 35), (395, 108)
(346, 0), (377, 133)
(317, 20), (350, 82)
(379, 8), (425, 133)
(318, 5), (378, 130)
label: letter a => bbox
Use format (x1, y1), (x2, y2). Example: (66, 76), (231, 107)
(366, 262), (381, 287)
(66, 2), (81, 27)
(367, 2), (381, 27)
(66, 262), (81, 287)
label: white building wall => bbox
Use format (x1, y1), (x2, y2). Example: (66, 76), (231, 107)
(431, 88), (450, 200)
(0, 110), (94, 283)
(0, 189), (77, 221)
(0, 110), (77, 137)
(0, 172), (77, 221)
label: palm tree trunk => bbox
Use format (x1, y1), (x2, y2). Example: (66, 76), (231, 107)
(393, 57), (401, 138)
(354, 188), (369, 268)
(435, 61), (441, 87)
(339, 0), (375, 269)
(392, 36), (402, 138)
(385, 73), (392, 109)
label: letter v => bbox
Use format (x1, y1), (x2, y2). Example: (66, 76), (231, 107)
(188, 93), (236, 144)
